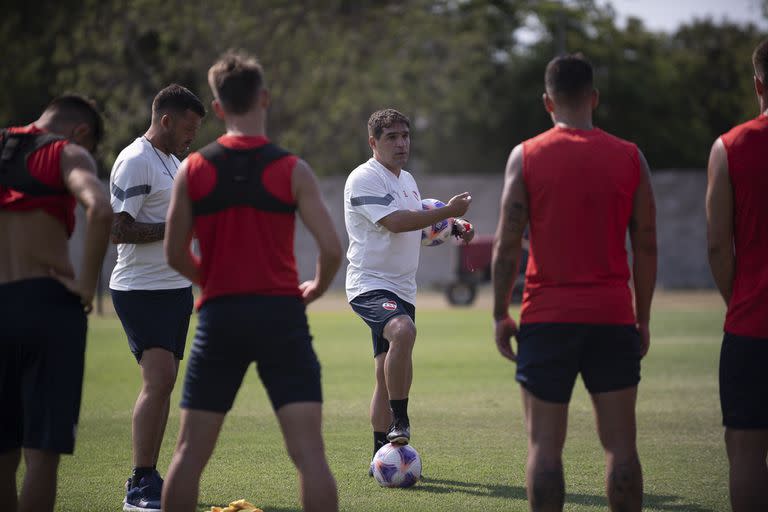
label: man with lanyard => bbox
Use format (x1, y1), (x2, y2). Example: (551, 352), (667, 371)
(108, 84), (205, 511)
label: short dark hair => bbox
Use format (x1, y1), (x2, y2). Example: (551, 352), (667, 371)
(753, 38), (768, 82)
(545, 53), (594, 106)
(152, 84), (206, 118)
(45, 94), (104, 149)
(208, 50), (264, 115)
(367, 109), (411, 139)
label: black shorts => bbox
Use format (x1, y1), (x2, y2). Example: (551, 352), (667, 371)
(349, 290), (416, 357)
(181, 295), (321, 413)
(720, 332), (768, 429)
(111, 287), (193, 362)
(516, 323), (642, 403)
(0, 278), (87, 454)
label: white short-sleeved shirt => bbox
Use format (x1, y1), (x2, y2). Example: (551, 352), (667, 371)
(344, 158), (422, 304)
(109, 137), (190, 290)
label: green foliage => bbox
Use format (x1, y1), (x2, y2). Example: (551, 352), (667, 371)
(1, 0), (766, 175)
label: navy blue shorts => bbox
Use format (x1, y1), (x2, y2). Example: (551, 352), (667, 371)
(516, 323), (641, 403)
(111, 287), (193, 362)
(349, 290), (416, 357)
(720, 332), (768, 429)
(0, 278), (87, 454)
(181, 295), (321, 413)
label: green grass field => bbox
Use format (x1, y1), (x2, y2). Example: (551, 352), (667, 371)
(44, 292), (728, 511)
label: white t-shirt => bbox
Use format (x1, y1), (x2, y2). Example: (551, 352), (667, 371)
(109, 137), (190, 290)
(344, 158), (422, 304)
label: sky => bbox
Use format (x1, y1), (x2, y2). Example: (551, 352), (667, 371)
(604, 0), (767, 32)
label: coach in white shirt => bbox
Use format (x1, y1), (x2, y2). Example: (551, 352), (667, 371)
(344, 108), (473, 470)
(109, 84), (204, 511)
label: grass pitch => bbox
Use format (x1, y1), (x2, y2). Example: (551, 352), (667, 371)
(44, 291), (727, 511)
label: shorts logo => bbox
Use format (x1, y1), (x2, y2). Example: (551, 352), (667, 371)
(382, 301), (397, 311)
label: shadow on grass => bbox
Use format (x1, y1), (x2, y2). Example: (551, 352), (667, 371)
(644, 494), (716, 512)
(412, 476), (527, 499)
(413, 477), (714, 512)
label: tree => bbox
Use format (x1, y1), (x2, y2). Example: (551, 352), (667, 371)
(2, 0), (764, 175)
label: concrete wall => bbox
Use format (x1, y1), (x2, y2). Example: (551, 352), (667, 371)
(71, 170), (713, 293)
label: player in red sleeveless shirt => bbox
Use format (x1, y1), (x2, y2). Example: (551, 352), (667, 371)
(707, 38), (768, 512)
(162, 51), (341, 512)
(0, 96), (112, 511)
(492, 54), (657, 512)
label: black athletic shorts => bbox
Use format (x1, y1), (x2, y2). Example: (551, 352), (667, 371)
(516, 323), (642, 403)
(111, 286), (193, 362)
(0, 278), (87, 454)
(349, 289), (416, 357)
(181, 295), (321, 413)
(720, 331), (768, 429)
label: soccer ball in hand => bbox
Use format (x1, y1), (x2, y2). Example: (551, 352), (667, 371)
(371, 443), (422, 488)
(420, 198), (453, 247)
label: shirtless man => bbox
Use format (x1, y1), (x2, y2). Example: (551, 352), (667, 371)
(0, 95), (113, 512)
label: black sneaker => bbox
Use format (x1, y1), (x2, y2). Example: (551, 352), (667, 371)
(123, 474), (161, 512)
(387, 419), (410, 445)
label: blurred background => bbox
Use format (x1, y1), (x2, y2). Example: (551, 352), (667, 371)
(3, 0), (766, 299)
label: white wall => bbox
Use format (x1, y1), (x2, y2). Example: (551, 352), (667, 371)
(71, 171), (713, 294)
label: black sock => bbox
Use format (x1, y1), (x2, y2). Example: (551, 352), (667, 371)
(131, 466), (154, 488)
(389, 398), (409, 424)
(374, 431), (388, 456)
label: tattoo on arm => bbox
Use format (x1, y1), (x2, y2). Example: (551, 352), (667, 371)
(506, 201), (527, 234)
(111, 212), (165, 244)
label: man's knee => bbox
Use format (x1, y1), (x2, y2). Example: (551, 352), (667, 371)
(603, 441), (639, 464)
(143, 372), (176, 396)
(384, 317), (416, 348)
(725, 428), (768, 465)
(22, 448), (59, 474)
(286, 441), (326, 472)
(141, 350), (178, 395)
(529, 446), (563, 471)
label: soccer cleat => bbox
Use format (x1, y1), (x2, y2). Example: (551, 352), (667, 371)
(386, 419), (411, 445)
(123, 474), (162, 512)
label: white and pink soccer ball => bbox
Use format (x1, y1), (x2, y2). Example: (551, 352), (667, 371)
(371, 443), (422, 488)
(420, 198), (453, 247)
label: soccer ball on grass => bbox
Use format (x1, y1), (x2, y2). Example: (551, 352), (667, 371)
(371, 443), (422, 488)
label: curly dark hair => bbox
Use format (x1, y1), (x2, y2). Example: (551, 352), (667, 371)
(367, 109), (411, 139)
